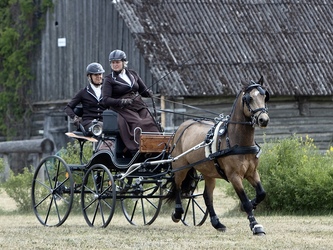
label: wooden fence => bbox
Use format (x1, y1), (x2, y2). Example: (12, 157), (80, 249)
(0, 138), (54, 181)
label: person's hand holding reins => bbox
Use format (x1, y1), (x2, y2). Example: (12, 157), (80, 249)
(120, 98), (133, 107)
(145, 89), (154, 97)
(73, 115), (82, 127)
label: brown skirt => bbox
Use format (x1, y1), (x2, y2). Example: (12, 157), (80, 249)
(111, 94), (160, 151)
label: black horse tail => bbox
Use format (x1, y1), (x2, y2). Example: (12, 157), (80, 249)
(165, 168), (197, 203)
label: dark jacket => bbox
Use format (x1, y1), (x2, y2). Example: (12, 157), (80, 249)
(65, 84), (106, 128)
(102, 69), (151, 108)
(101, 69), (160, 151)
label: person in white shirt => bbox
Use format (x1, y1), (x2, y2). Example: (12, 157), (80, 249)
(102, 50), (161, 154)
(65, 62), (106, 131)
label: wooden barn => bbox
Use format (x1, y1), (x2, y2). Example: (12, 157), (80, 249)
(31, 0), (333, 153)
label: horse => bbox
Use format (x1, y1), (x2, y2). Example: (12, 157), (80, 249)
(166, 76), (270, 235)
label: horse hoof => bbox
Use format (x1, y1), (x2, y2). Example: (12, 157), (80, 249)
(171, 212), (180, 223)
(252, 224), (265, 236)
(213, 222), (226, 232)
(216, 226), (226, 232)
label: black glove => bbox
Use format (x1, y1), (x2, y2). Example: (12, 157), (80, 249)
(145, 89), (154, 98)
(141, 89), (153, 97)
(120, 98), (133, 107)
(73, 115), (82, 127)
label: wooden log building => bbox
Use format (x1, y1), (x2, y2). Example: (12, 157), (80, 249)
(26, 0), (333, 154)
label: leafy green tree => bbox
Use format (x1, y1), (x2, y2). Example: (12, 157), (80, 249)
(0, 0), (52, 138)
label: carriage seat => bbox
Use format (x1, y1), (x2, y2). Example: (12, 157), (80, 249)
(102, 110), (119, 135)
(102, 110), (128, 157)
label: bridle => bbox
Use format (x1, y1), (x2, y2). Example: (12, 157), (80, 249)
(229, 83), (269, 127)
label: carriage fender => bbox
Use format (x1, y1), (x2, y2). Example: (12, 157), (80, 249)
(86, 150), (114, 169)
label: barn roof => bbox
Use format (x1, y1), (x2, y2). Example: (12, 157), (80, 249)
(113, 0), (333, 97)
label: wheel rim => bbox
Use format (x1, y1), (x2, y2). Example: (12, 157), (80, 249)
(181, 173), (208, 226)
(81, 164), (116, 228)
(120, 177), (162, 225)
(31, 155), (74, 227)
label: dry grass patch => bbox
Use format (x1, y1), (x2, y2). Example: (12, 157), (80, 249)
(0, 189), (17, 212)
(1, 212), (333, 249)
(1, 185), (333, 249)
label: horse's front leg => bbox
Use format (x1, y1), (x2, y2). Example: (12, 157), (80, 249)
(250, 181), (266, 210)
(203, 177), (226, 231)
(231, 176), (265, 235)
(246, 170), (266, 210)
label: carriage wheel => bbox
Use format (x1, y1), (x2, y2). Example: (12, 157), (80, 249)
(81, 164), (116, 228)
(120, 177), (163, 225)
(31, 155), (74, 227)
(181, 172), (208, 226)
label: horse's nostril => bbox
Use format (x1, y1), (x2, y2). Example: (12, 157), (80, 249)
(259, 118), (269, 127)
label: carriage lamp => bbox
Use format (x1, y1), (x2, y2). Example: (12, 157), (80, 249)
(88, 120), (103, 137)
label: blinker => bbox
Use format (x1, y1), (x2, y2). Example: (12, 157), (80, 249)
(257, 86), (269, 102)
(242, 93), (252, 104)
(246, 84), (269, 102)
(257, 86), (265, 95)
(264, 90), (270, 102)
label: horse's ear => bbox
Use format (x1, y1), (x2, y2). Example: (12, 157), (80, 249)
(258, 75), (264, 86)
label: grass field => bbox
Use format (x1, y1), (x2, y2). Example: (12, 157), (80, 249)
(1, 212), (333, 249)
(1, 188), (333, 249)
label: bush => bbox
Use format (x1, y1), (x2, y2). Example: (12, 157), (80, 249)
(0, 158), (4, 183)
(1, 141), (93, 213)
(2, 168), (34, 212)
(227, 135), (333, 215)
(57, 140), (93, 165)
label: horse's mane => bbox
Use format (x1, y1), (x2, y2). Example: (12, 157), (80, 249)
(229, 90), (242, 115)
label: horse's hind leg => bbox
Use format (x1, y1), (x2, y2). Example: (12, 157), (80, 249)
(171, 189), (184, 222)
(203, 177), (226, 232)
(170, 170), (187, 222)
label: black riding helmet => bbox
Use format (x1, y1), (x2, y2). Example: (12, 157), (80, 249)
(86, 62), (105, 76)
(109, 50), (127, 62)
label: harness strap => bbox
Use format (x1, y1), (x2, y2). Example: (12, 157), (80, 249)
(171, 144), (261, 180)
(213, 159), (229, 182)
(209, 144), (260, 158)
(171, 157), (210, 173)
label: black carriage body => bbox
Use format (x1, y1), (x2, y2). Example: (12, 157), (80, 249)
(31, 109), (207, 228)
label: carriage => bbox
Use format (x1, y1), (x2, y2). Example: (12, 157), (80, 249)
(31, 78), (269, 235)
(31, 109), (207, 228)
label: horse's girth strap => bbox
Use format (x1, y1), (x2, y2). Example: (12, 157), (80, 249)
(213, 159), (229, 182)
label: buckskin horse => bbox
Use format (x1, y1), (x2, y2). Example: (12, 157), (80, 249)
(166, 77), (269, 235)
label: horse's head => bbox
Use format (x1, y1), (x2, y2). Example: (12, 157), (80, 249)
(241, 76), (270, 127)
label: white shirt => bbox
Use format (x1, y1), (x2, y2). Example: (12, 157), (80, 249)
(119, 70), (132, 86)
(90, 83), (102, 99)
